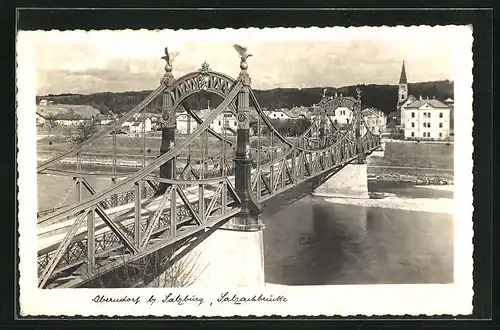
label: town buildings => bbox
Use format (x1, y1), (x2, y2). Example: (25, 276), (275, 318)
(401, 97), (452, 140)
(127, 118), (152, 137)
(176, 111), (199, 134)
(393, 61), (453, 140)
(362, 108), (387, 133)
(209, 112), (238, 135)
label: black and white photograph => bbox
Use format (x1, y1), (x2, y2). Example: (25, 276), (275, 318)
(17, 24), (473, 317)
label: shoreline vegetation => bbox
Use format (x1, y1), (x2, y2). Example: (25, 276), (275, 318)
(37, 138), (454, 186)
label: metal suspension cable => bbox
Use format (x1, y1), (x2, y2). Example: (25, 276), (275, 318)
(249, 88), (357, 153)
(40, 81), (243, 225)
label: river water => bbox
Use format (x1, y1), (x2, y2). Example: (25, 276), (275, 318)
(37, 174), (454, 286)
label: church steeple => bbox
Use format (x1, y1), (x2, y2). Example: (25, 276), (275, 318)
(397, 61), (408, 105)
(399, 61), (407, 84)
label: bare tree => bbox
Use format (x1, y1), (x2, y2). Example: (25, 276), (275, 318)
(44, 119), (56, 142)
(79, 241), (207, 289)
(147, 246), (208, 288)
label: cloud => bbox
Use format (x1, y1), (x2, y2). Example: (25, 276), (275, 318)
(33, 27), (457, 95)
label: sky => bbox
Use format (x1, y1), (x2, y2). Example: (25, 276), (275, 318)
(31, 26), (466, 95)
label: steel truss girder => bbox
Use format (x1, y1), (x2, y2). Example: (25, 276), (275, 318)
(38, 176), (243, 288)
(37, 72), (380, 288)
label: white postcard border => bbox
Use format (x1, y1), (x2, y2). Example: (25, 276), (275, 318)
(17, 26), (474, 317)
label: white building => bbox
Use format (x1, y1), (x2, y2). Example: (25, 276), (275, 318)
(401, 97), (451, 140)
(331, 106), (353, 125)
(54, 119), (86, 126)
(362, 108), (387, 134)
(36, 112), (47, 126)
(266, 109), (292, 120)
(210, 112), (238, 135)
(176, 112), (199, 134)
(129, 118), (152, 137)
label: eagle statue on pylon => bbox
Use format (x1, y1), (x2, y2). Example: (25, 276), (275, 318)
(233, 44), (253, 62)
(161, 47), (179, 66)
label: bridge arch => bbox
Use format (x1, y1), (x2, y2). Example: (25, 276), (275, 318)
(168, 63), (238, 110)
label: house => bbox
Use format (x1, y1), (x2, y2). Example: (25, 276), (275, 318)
(209, 111), (238, 135)
(444, 98), (455, 134)
(36, 111), (47, 126)
(129, 118), (152, 137)
(331, 104), (354, 125)
(97, 114), (117, 125)
(401, 96), (451, 140)
(266, 109), (293, 120)
(176, 112), (199, 134)
(48, 112), (88, 126)
(362, 108), (387, 133)
(54, 118), (86, 126)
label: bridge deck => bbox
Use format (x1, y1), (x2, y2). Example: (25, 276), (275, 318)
(37, 141), (380, 288)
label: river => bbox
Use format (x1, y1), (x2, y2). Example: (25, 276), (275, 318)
(37, 174), (454, 286)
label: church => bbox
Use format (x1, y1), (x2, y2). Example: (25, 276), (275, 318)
(395, 61), (452, 141)
(395, 61), (417, 123)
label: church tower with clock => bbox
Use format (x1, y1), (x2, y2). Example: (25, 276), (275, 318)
(396, 61), (414, 123)
(398, 61), (408, 103)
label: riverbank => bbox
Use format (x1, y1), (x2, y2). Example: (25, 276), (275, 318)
(366, 141), (454, 185)
(37, 139), (455, 185)
(315, 184), (454, 214)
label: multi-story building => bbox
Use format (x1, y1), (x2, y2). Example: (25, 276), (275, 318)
(176, 111), (199, 134)
(209, 111), (238, 135)
(362, 108), (387, 133)
(128, 118), (152, 137)
(401, 97), (452, 140)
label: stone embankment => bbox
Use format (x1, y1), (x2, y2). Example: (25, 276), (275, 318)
(366, 140), (454, 185)
(367, 171), (453, 185)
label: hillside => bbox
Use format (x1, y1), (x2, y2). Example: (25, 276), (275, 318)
(37, 80), (454, 116)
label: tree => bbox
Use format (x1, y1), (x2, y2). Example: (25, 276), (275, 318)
(75, 118), (98, 142)
(44, 119), (57, 142)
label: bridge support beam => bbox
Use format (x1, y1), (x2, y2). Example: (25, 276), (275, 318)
(159, 63), (176, 194)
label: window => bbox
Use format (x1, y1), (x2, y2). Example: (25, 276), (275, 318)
(411, 132), (415, 137)
(234, 121), (237, 126)
(280, 113), (284, 118)
(423, 112), (427, 118)
(401, 94), (405, 100)
(218, 121), (221, 125)
(439, 123), (443, 128)
(439, 112), (443, 118)
(273, 114), (276, 118)
(346, 119), (349, 124)
(428, 122), (431, 128)
(439, 133), (442, 138)
(427, 112), (431, 118)
(411, 122), (415, 128)
(411, 112), (415, 118)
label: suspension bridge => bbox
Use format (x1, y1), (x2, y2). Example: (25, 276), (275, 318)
(36, 46), (381, 289)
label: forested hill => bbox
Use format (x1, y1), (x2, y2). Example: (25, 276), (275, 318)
(37, 80), (453, 116)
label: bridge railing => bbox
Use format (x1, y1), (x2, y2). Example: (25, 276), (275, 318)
(37, 175), (242, 286)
